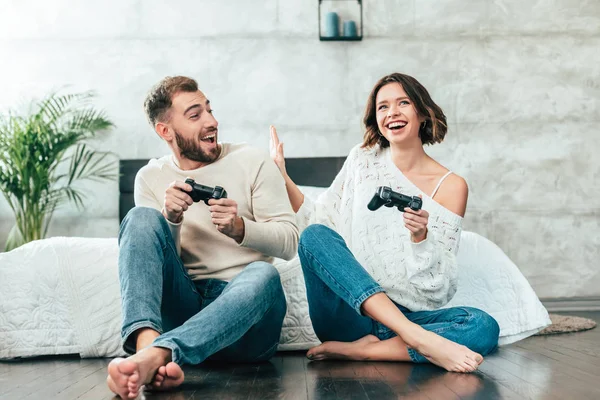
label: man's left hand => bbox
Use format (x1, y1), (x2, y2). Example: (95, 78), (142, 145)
(208, 198), (245, 243)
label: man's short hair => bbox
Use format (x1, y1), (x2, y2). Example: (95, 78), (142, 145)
(143, 76), (199, 126)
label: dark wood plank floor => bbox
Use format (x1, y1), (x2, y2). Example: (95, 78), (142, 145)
(1, 311), (598, 400)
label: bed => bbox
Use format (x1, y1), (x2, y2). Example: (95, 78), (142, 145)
(0, 156), (550, 359)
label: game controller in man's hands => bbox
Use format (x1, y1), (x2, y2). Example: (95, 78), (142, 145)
(184, 178), (228, 205)
(367, 186), (422, 212)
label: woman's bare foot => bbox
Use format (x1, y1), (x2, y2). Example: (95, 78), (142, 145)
(106, 347), (173, 399)
(148, 362), (185, 391)
(307, 334), (380, 361)
(409, 330), (483, 373)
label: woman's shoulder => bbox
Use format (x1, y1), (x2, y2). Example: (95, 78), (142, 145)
(432, 166), (469, 218)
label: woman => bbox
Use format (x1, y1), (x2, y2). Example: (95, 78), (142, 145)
(270, 73), (499, 373)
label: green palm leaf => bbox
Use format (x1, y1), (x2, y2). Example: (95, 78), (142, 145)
(0, 91), (116, 251)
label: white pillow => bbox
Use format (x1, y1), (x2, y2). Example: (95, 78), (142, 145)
(447, 231), (551, 345)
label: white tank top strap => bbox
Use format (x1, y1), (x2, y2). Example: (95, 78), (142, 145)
(430, 171), (453, 198)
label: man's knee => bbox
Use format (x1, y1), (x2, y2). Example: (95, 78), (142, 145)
(121, 207), (166, 235)
(244, 262), (286, 307)
(245, 261), (280, 285)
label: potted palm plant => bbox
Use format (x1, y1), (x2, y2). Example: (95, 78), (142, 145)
(0, 91), (116, 251)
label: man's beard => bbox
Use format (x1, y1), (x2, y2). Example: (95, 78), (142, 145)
(174, 130), (220, 163)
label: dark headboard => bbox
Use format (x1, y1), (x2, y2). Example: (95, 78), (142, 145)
(119, 157), (346, 222)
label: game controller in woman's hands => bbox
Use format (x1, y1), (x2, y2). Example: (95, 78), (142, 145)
(184, 178), (228, 205)
(367, 186), (422, 212)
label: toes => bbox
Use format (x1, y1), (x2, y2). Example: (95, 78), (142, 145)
(466, 352), (484, 365)
(464, 358), (479, 371)
(107, 359), (136, 398)
(464, 360), (478, 373)
(165, 362), (183, 377)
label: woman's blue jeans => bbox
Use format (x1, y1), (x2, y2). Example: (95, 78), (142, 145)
(298, 224), (499, 363)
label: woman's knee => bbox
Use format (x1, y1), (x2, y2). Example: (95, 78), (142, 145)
(466, 308), (500, 354)
(299, 224), (339, 250)
(298, 224), (342, 272)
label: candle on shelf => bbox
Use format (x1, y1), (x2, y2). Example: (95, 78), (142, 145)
(324, 12), (340, 37)
(343, 20), (358, 37)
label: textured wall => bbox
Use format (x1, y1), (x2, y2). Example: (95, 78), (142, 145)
(0, 0), (598, 298)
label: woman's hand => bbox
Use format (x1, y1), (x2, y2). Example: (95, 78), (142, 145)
(269, 125), (287, 177)
(404, 202), (429, 243)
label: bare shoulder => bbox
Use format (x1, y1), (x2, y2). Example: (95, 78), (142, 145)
(434, 172), (469, 217)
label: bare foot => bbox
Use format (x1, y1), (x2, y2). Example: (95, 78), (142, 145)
(106, 347), (172, 399)
(307, 334), (380, 361)
(410, 330), (483, 373)
(148, 362), (185, 391)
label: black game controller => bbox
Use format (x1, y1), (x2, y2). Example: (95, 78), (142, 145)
(367, 186), (422, 212)
(184, 178), (228, 205)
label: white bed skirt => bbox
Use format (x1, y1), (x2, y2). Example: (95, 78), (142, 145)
(0, 231), (550, 359)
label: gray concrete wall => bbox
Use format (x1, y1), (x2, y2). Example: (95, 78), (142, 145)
(0, 0), (598, 298)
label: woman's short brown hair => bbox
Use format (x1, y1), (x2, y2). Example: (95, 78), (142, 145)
(362, 73), (447, 148)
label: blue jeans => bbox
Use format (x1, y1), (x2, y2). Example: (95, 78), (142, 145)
(118, 207), (287, 365)
(298, 224), (499, 363)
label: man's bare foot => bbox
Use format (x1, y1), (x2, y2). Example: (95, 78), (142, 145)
(307, 334), (380, 361)
(148, 362), (185, 391)
(106, 347), (172, 399)
(409, 330), (483, 373)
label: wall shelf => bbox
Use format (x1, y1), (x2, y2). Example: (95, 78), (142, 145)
(318, 0), (363, 42)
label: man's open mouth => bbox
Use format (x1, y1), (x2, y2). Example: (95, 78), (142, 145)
(201, 133), (216, 143)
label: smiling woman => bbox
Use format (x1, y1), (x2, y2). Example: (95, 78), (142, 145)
(269, 72), (497, 373)
(363, 73), (447, 149)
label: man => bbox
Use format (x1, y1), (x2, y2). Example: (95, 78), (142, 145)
(107, 76), (298, 399)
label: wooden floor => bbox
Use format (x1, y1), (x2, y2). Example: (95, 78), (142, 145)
(1, 311), (598, 400)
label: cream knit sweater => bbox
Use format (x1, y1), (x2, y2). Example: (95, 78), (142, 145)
(134, 142), (298, 281)
(297, 144), (463, 311)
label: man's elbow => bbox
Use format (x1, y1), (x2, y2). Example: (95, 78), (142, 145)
(280, 224), (299, 261)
